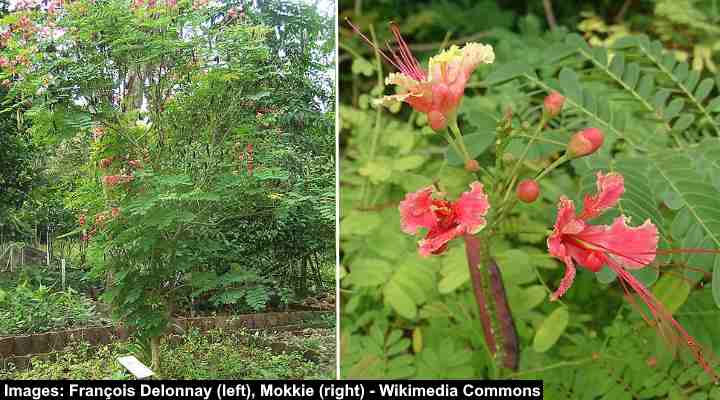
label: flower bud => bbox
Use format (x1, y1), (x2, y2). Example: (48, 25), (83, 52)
(516, 179), (540, 203)
(567, 128), (603, 159)
(465, 159), (480, 172)
(543, 91), (565, 118)
(427, 111), (447, 131)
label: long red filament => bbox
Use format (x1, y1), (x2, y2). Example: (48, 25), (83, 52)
(607, 260), (718, 381)
(388, 22), (425, 81)
(345, 18), (426, 81)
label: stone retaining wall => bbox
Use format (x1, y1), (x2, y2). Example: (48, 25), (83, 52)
(0, 311), (328, 370)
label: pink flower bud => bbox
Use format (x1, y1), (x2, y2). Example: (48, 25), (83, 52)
(567, 128), (604, 159)
(427, 111), (447, 131)
(516, 179), (540, 203)
(79, 214), (86, 226)
(543, 91), (565, 118)
(465, 159), (480, 172)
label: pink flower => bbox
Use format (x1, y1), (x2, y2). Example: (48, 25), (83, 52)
(79, 214), (86, 226)
(0, 57), (8, 68)
(400, 182), (490, 256)
(348, 21), (494, 131)
(128, 159), (143, 169)
(228, 7), (238, 18)
(99, 157), (113, 169)
(547, 172), (658, 300)
(92, 126), (105, 141)
(166, 0), (177, 7)
(47, 0), (64, 14)
(103, 175), (120, 186)
(103, 174), (133, 187)
(95, 212), (109, 225)
(111, 207), (120, 218)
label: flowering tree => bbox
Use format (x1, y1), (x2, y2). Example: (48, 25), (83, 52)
(341, 12), (720, 387)
(2, 0), (334, 372)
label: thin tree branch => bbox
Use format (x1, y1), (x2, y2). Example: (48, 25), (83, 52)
(614, 0), (633, 23)
(543, 0), (558, 30)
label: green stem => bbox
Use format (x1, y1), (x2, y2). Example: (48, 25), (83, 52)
(535, 153), (569, 182)
(448, 116), (472, 163)
(503, 116), (547, 199)
(443, 130), (465, 163)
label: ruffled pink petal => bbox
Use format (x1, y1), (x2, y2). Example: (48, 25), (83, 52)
(399, 186), (438, 234)
(602, 217), (658, 269)
(551, 256), (576, 301)
(579, 172), (624, 220)
(548, 197), (581, 259)
(418, 226), (461, 257)
(453, 182), (490, 234)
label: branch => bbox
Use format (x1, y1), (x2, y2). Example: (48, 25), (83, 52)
(614, 0), (633, 23)
(543, 0), (558, 30)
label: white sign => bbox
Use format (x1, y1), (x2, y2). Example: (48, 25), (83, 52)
(61, 259), (66, 291)
(117, 356), (155, 379)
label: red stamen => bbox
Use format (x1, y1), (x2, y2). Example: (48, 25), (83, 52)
(656, 248), (720, 255)
(607, 259), (719, 381)
(389, 22), (425, 81)
(345, 18), (425, 81)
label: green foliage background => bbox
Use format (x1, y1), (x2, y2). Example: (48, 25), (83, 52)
(340, 0), (720, 395)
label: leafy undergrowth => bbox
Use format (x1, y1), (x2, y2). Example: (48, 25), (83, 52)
(1, 328), (335, 379)
(0, 283), (107, 336)
(260, 327), (337, 374)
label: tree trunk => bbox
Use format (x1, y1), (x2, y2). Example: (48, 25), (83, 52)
(151, 335), (161, 372)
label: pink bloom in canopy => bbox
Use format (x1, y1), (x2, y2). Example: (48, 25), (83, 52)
(400, 182), (490, 256)
(347, 20), (494, 131)
(547, 171), (658, 300)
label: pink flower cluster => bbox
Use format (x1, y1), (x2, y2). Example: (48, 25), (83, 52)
(399, 182), (490, 256)
(47, 0), (64, 14)
(103, 175), (134, 187)
(11, 0), (40, 12)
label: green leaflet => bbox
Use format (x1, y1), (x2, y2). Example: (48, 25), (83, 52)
(532, 306), (569, 353)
